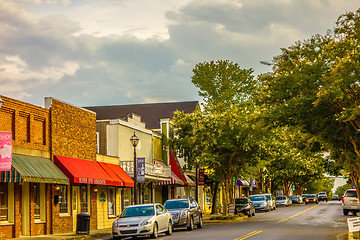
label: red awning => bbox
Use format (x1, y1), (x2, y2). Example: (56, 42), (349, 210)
(98, 162), (134, 188)
(169, 150), (188, 185)
(54, 155), (123, 186)
(156, 171), (185, 185)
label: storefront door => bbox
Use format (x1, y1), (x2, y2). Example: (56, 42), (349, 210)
(72, 186), (80, 232)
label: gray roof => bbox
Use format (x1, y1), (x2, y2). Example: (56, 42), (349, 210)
(85, 101), (199, 129)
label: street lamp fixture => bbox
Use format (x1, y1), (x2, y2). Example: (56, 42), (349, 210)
(130, 132), (139, 205)
(0, 96), (3, 110)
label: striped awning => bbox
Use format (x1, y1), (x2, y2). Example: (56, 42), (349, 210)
(156, 171), (185, 186)
(1, 154), (69, 185)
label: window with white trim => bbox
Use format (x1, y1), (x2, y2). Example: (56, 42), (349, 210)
(108, 187), (115, 216)
(59, 185), (69, 214)
(80, 185), (88, 213)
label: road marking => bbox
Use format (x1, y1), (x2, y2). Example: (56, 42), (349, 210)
(278, 204), (319, 223)
(233, 230), (263, 240)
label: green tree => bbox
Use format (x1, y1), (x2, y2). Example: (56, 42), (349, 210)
(263, 127), (325, 196)
(171, 60), (263, 215)
(258, 9), (360, 196)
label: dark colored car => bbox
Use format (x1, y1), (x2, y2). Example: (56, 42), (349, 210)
(164, 198), (202, 230)
(305, 194), (318, 204)
(302, 194), (308, 202)
(234, 197), (255, 217)
(331, 195), (339, 200)
(289, 195), (302, 204)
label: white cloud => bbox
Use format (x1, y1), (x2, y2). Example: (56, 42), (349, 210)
(0, 0), (359, 107)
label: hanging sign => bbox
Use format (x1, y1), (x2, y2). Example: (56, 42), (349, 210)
(0, 132), (12, 171)
(198, 168), (205, 185)
(137, 158), (145, 182)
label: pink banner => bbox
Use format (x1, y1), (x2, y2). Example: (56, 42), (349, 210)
(0, 132), (12, 171)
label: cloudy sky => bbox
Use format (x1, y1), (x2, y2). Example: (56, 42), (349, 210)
(0, 0), (358, 107)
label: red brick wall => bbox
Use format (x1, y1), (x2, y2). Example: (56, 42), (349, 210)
(49, 98), (96, 161)
(48, 98), (98, 233)
(0, 96), (49, 151)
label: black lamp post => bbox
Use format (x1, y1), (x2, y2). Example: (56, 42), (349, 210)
(130, 132), (139, 205)
(0, 96), (3, 109)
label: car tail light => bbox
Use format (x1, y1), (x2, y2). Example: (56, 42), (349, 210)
(342, 197), (345, 203)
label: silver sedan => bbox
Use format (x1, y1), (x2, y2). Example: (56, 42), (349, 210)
(112, 203), (173, 239)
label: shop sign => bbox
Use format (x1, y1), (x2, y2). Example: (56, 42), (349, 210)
(228, 204), (235, 215)
(348, 217), (360, 232)
(0, 132), (12, 171)
(137, 158), (145, 182)
(198, 168), (205, 185)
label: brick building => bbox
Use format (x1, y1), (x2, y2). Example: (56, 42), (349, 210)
(0, 96), (133, 238)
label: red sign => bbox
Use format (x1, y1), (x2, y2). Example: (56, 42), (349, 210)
(0, 132), (12, 171)
(198, 168), (205, 185)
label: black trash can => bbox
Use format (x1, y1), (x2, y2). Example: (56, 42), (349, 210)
(76, 213), (90, 235)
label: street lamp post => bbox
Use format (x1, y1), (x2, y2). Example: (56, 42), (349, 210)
(0, 96), (3, 109)
(130, 132), (139, 205)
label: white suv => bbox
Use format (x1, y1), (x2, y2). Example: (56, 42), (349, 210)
(342, 189), (360, 215)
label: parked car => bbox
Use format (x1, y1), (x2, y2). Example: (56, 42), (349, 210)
(264, 193), (276, 210)
(234, 197), (255, 217)
(275, 196), (291, 207)
(289, 195), (302, 204)
(302, 194), (308, 202)
(318, 192), (328, 202)
(112, 203), (172, 239)
(164, 198), (202, 230)
(342, 189), (360, 215)
(331, 194), (340, 201)
(250, 194), (270, 212)
(305, 194), (318, 204)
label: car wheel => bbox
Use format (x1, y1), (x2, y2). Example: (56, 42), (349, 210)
(113, 237), (121, 240)
(165, 220), (173, 235)
(252, 210), (255, 216)
(343, 209), (349, 215)
(151, 223), (158, 239)
(187, 216), (194, 231)
(197, 215), (203, 228)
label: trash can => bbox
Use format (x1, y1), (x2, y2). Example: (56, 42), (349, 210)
(76, 213), (90, 235)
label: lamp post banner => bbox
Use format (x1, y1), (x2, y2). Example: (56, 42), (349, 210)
(137, 158), (145, 182)
(0, 132), (12, 171)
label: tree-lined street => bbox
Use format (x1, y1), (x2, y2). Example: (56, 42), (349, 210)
(94, 201), (348, 240)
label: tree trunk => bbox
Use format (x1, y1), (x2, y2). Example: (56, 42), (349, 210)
(211, 181), (219, 214)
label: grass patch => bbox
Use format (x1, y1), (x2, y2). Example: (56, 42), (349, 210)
(209, 215), (239, 220)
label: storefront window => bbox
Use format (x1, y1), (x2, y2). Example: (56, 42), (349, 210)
(80, 185), (88, 213)
(34, 183), (40, 220)
(59, 185), (68, 214)
(0, 184), (8, 221)
(108, 187), (115, 216)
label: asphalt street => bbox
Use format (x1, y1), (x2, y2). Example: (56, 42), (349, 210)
(93, 201), (348, 240)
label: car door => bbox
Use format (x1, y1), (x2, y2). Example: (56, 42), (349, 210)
(156, 204), (167, 231)
(190, 199), (199, 223)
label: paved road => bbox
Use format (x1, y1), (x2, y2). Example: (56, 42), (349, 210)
(94, 201), (348, 240)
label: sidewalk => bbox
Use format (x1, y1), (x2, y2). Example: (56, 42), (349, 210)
(12, 228), (112, 240)
(11, 214), (243, 240)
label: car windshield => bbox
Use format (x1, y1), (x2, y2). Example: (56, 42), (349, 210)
(276, 196), (286, 200)
(120, 205), (155, 217)
(250, 195), (265, 201)
(235, 198), (249, 204)
(164, 200), (189, 209)
(345, 191), (358, 198)
(319, 192), (326, 195)
(302, 194), (308, 197)
(308, 194), (317, 197)
(289, 196), (297, 199)
(265, 195), (271, 200)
